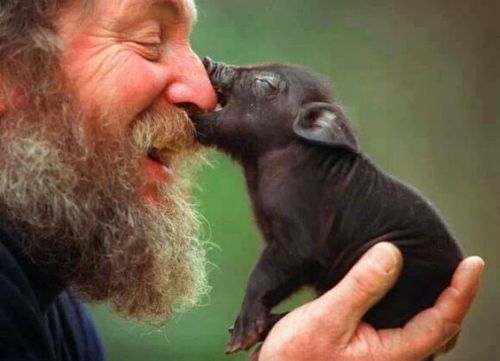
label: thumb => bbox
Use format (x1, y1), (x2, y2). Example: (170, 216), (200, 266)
(315, 242), (403, 336)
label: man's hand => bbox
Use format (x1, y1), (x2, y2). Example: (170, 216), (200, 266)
(253, 242), (484, 361)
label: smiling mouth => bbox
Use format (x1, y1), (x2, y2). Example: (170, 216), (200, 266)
(147, 147), (172, 168)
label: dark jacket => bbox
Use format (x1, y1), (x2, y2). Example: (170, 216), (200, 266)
(0, 220), (105, 361)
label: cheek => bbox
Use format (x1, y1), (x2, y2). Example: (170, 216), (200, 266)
(62, 38), (167, 134)
(111, 56), (166, 114)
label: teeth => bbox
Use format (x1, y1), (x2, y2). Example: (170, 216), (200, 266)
(215, 89), (227, 108)
(215, 103), (223, 111)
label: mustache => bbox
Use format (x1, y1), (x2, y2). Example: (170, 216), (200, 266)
(130, 105), (199, 162)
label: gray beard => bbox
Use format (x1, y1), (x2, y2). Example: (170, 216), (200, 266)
(0, 93), (209, 325)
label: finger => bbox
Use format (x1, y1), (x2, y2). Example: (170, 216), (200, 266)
(314, 242), (403, 336)
(433, 256), (484, 325)
(382, 256), (484, 360)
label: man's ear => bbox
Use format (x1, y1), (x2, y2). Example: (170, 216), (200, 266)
(292, 102), (360, 153)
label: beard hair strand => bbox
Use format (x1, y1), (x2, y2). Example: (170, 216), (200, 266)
(0, 90), (210, 326)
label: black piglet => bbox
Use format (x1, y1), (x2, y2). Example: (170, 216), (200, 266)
(192, 57), (463, 359)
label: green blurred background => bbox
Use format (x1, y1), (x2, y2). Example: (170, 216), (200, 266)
(91, 0), (500, 360)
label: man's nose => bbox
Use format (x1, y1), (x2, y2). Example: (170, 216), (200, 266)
(163, 47), (217, 113)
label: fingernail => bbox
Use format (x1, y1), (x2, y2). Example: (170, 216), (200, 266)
(467, 256), (485, 274)
(368, 242), (399, 274)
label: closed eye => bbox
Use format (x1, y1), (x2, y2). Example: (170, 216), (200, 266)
(118, 28), (164, 61)
(255, 79), (277, 92)
(135, 41), (163, 61)
(252, 74), (284, 98)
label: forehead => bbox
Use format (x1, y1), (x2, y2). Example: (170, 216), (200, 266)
(145, 0), (197, 20)
(101, 0), (197, 22)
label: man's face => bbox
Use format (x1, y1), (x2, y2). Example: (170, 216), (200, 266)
(0, 0), (217, 324)
(56, 0), (216, 202)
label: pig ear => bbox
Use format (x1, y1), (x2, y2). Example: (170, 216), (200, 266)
(292, 102), (360, 153)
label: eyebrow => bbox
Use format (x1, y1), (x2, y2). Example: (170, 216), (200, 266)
(148, 0), (198, 24)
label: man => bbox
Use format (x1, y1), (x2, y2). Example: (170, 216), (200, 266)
(0, 1), (484, 360)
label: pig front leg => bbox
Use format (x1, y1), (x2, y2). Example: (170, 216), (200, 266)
(227, 242), (315, 354)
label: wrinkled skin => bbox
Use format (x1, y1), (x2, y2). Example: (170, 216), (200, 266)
(192, 58), (464, 357)
(56, 0), (217, 203)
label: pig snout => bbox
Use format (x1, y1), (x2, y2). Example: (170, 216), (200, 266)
(202, 56), (236, 90)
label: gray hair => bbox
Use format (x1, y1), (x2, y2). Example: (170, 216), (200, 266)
(0, 1), (63, 85)
(0, 1), (96, 106)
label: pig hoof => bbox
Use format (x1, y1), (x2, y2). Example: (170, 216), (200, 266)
(226, 315), (267, 354)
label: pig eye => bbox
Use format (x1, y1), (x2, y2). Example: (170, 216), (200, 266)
(252, 75), (283, 98)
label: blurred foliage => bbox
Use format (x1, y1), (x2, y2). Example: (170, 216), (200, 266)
(91, 1), (499, 360)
